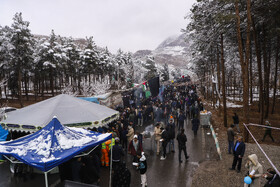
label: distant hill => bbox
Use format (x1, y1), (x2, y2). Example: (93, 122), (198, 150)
(133, 34), (191, 67)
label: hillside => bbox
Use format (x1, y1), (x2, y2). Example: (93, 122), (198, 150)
(133, 34), (191, 67)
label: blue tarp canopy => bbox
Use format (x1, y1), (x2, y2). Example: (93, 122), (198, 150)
(78, 97), (100, 104)
(0, 117), (112, 172)
(0, 125), (8, 141)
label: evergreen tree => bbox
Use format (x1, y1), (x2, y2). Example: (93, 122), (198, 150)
(10, 13), (34, 106)
(162, 63), (169, 81)
(144, 56), (157, 80)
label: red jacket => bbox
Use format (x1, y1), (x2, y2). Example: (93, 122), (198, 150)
(128, 140), (143, 156)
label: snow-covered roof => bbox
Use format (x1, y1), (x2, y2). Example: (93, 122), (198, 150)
(0, 117), (112, 172)
(0, 94), (119, 132)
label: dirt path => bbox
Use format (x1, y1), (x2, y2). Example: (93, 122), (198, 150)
(191, 102), (280, 187)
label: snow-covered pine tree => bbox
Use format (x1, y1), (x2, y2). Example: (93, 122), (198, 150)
(144, 56), (157, 80)
(82, 36), (100, 85)
(124, 52), (134, 88)
(10, 13), (34, 106)
(0, 26), (13, 99)
(161, 63), (169, 81)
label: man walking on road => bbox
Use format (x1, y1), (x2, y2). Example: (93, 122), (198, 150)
(154, 123), (161, 155)
(176, 129), (189, 163)
(191, 116), (200, 136)
(229, 136), (245, 173)
(178, 110), (186, 130)
(160, 127), (169, 160)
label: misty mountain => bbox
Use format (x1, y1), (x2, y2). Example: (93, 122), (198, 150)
(133, 34), (191, 67)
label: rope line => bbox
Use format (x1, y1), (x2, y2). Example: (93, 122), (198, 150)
(246, 123), (280, 131)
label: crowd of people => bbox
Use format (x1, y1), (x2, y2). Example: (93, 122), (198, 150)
(57, 83), (203, 186)
(58, 81), (280, 187)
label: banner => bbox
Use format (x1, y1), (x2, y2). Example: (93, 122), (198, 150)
(148, 77), (160, 97)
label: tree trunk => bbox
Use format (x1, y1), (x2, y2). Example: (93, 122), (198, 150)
(252, 18), (264, 125)
(78, 72), (81, 95)
(235, 0), (251, 142)
(216, 45), (221, 112)
(41, 76), (45, 97)
(272, 36), (279, 114)
(250, 44), (253, 104)
(24, 72), (29, 101)
(265, 38), (271, 118)
(50, 67), (54, 96)
(262, 25), (269, 118)
(34, 76), (37, 101)
(221, 34), (227, 127)
(17, 67), (23, 107)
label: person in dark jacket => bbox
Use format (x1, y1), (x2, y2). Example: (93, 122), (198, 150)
(227, 124), (236, 154)
(112, 137), (124, 170)
(262, 120), (275, 142)
(229, 136), (246, 173)
(160, 127), (169, 160)
(176, 129), (189, 163)
(178, 111), (186, 130)
(191, 116), (200, 136)
(137, 152), (147, 187)
(80, 155), (100, 185)
(167, 119), (175, 153)
(71, 157), (82, 182)
(232, 113), (240, 132)
(112, 162), (131, 187)
(263, 168), (280, 187)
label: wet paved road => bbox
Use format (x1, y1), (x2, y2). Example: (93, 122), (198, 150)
(100, 118), (219, 187)
(0, 118), (218, 187)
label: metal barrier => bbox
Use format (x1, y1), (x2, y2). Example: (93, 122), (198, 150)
(209, 122), (222, 160)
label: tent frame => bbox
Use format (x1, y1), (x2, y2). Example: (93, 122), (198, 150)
(3, 145), (113, 187)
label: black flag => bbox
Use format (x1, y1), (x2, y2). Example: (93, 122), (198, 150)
(148, 76), (160, 97)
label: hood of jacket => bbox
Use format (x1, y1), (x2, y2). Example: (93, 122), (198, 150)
(248, 154), (259, 166)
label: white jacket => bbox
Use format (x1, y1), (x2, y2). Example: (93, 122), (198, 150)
(244, 154), (263, 187)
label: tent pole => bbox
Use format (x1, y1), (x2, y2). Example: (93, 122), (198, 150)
(109, 140), (113, 187)
(44, 172), (48, 187)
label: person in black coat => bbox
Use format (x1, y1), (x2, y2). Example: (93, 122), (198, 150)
(232, 113), (240, 132)
(112, 162), (131, 187)
(166, 119), (175, 152)
(229, 136), (246, 173)
(112, 137), (124, 170)
(263, 168), (280, 187)
(80, 155), (100, 185)
(176, 129), (189, 163)
(178, 111), (186, 130)
(191, 116), (200, 136)
(137, 152), (148, 187)
(160, 127), (169, 160)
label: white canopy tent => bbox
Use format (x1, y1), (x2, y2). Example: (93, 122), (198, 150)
(0, 94), (119, 132)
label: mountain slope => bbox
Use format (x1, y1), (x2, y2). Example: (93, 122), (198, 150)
(133, 34), (191, 67)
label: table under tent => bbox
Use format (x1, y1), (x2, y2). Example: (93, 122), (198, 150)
(0, 117), (113, 187)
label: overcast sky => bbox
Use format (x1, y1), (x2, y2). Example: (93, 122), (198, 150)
(0, 0), (196, 53)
